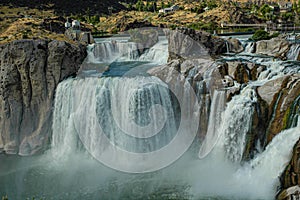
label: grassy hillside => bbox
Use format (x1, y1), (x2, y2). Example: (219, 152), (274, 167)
(0, 0), (297, 43)
(0, 0), (135, 15)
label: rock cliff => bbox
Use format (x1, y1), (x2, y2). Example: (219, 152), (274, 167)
(165, 28), (227, 61)
(0, 39), (86, 155)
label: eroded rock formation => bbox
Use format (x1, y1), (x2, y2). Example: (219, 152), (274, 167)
(165, 28), (227, 61)
(0, 39), (86, 155)
(255, 37), (290, 59)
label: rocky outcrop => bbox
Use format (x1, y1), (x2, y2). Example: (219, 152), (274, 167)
(226, 38), (244, 53)
(128, 28), (159, 54)
(0, 39), (86, 155)
(277, 185), (300, 200)
(165, 28), (226, 61)
(280, 140), (300, 198)
(148, 58), (217, 137)
(120, 20), (155, 32)
(262, 75), (300, 143)
(65, 29), (95, 45)
(255, 37), (290, 59)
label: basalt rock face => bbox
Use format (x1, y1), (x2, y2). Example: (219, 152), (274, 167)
(262, 75), (300, 143)
(165, 28), (227, 61)
(0, 39), (86, 155)
(226, 38), (244, 53)
(255, 37), (290, 59)
(280, 140), (300, 197)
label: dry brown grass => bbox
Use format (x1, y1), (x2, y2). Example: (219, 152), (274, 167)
(0, 6), (72, 44)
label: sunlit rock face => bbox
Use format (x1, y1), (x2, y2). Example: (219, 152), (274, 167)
(255, 37), (290, 59)
(0, 39), (86, 155)
(226, 38), (244, 53)
(165, 28), (227, 61)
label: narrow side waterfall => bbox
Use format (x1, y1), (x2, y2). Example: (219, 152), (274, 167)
(287, 43), (300, 61)
(199, 90), (226, 159)
(138, 39), (169, 64)
(225, 41), (229, 53)
(244, 42), (255, 54)
(216, 87), (257, 162)
(234, 126), (300, 199)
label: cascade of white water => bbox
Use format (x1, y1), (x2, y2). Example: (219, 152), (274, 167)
(217, 86), (257, 162)
(199, 90), (226, 159)
(138, 39), (169, 64)
(93, 41), (117, 62)
(51, 72), (202, 173)
(287, 43), (300, 61)
(244, 42), (255, 54)
(52, 79), (80, 156)
(86, 44), (100, 63)
(52, 76), (185, 158)
(88, 38), (168, 64)
(225, 41), (230, 53)
(234, 126), (300, 198)
(91, 41), (140, 62)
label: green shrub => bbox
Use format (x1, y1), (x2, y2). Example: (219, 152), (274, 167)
(251, 30), (270, 41)
(251, 30), (280, 41)
(111, 28), (119, 34)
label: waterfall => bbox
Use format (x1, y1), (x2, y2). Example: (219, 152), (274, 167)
(225, 41), (229, 53)
(199, 90), (226, 159)
(217, 86), (257, 162)
(287, 43), (300, 61)
(91, 41), (140, 62)
(138, 39), (169, 64)
(244, 42), (255, 54)
(287, 95), (300, 128)
(51, 75), (200, 172)
(52, 76), (178, 153)
(86, 44), (100, 63)
(249, 127), (300, 176)
(88, 37), (169, 64)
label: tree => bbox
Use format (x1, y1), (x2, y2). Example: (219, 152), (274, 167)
(161, 1), (165, 9)
(136, 0), (144, 11)
(153, 2), (157, 12)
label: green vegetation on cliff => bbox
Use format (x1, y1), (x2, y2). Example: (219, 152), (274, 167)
(250, 30), (280, 41)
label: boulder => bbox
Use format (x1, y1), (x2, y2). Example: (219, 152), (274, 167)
(255, 37), (290, 58)
(226, 61), (266, 84)
(0, 39), (86, 155)
(227, 62), (250, 84)
(226, 38), (244, 53)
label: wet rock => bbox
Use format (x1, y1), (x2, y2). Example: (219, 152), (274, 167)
(259, 75), (300, 144)
(279, 169), (300, 199)
(227, 61), (267, 84)
(227, 62), (250, 84)
(0, 39), (86, 155)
